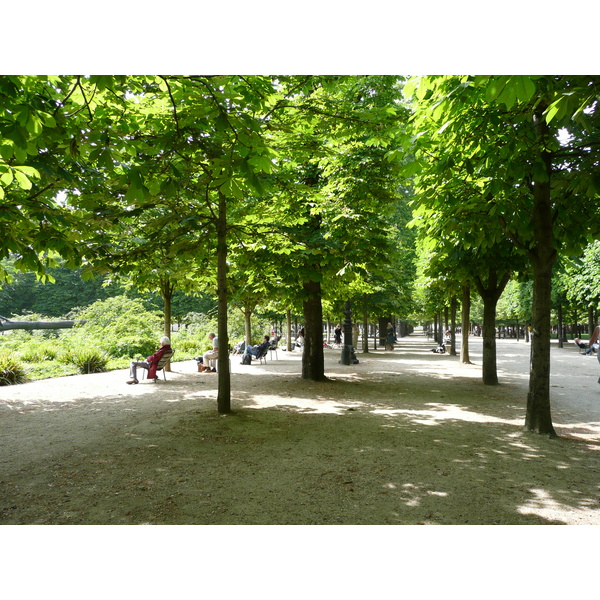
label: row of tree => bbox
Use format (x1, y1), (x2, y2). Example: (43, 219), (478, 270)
(1, 75), (599, 433)
(402, 76), (600, 435)
(0, 75), (415, 413)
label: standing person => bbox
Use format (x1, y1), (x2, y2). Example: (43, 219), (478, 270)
(386, 322), (396, 350)
(198, 332), (219, 373)
(127, 336), (172, 384)
(334, 324), (342, 345)
(294, 328), (305, 350)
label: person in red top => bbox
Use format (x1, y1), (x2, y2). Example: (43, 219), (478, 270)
(127, 336), (172, 384)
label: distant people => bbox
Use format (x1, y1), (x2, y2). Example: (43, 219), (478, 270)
(386, 322), (396, 350)
(127, 336), (172, 384)
(231, 340), (246, 355)
(334, 325), (342, 345)
(588, 320), (600, 383)
(198, 332), (219, 373)
(294, 328), (305, 350)
(242, 335), (270, 361)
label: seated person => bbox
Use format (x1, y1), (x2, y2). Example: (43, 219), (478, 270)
(231, 340), (246, 355)
(242, 335), (270, 361)
(198, 332), (219, 372)
(574, 338), (598, 355)
(127, 336), (172, 384)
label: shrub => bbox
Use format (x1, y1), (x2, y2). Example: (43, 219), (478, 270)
(0, 352), (27, 385)
(17, 341), (58, 362)
(66, 296), (163, 358)
(69, 348), (110, 374)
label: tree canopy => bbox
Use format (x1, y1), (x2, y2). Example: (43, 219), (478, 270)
(2, 74), (599, 432)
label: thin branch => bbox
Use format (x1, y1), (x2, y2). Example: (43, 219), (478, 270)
(159, 76), (180, 132)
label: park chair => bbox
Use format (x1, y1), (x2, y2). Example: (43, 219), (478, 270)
(268, 338), (279, 361)
(256, 344), (269, 365)
(153, 349), (174, 382)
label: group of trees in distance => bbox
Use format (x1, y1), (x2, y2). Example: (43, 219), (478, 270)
(1, 75), (599, 433)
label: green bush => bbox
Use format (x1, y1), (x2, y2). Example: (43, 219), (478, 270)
(66, 296), (163, 358)
(17, 341), (58, 362)
(69, 347), (111, 374)
(0, 352), (28, 385)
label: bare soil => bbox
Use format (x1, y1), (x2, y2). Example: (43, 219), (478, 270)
(1, 331), (599, 525)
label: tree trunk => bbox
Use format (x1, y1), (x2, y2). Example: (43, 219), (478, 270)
(160, 276), (175, 372)
(444, 305), (449, 342)
(302, 278), (326, 381)
(286, 310), (292, 352)
(362, 310), (369, 353)
(461, 285), (472, 364)
(475, 268), (511, 386)
(525, 113), (557, 435)
(526, 250), (556, 434)
(481, 292), (499, 385)
(378, 317), (389, 348)
(557, 304), (563, 349)
(244, 305), (253, 348)
(216, 192), (231, 414)
(450, 296), (457, 356)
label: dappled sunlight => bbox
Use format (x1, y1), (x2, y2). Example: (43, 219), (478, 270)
(553, 423), (600, 448)
(2, 333), (599, 525)
(244, 393), (365, 415)
(371, 402), (523, 427)
(517, 488), (600, 524)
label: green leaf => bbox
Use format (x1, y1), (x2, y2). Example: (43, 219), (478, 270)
(485, 77), (508, 102)
(26, 113), (43, 136)
(39, 112), (57, 128)
(13, 169), (32, 190)
(248, 155), (272, 173)
(15, 165), (40, 179)
(545, 97), (568, 124)
(220, 178), (244, 198)
(497, 84), (517, 110)
(0, 167), (13, 186)
(512, 76), (536, 103)
(0, 144), (13, 160)
(147, 179), (161, 195)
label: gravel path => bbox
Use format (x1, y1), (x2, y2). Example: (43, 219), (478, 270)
(1, 331), (599, 527)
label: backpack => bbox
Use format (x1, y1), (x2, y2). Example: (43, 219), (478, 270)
(241, 353), (252, 365)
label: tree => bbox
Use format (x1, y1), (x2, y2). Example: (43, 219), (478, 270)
(565, 241), (600, 318)
(64, 75), (281, 413)
(0, 76), (135, 281)
(267, 76), (408, 379)
(403, 75), (600, 434)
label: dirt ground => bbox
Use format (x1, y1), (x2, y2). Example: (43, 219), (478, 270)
(1, 330), (599, 526)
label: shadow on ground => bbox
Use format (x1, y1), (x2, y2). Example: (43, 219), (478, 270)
(1, 334), (599, 525)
